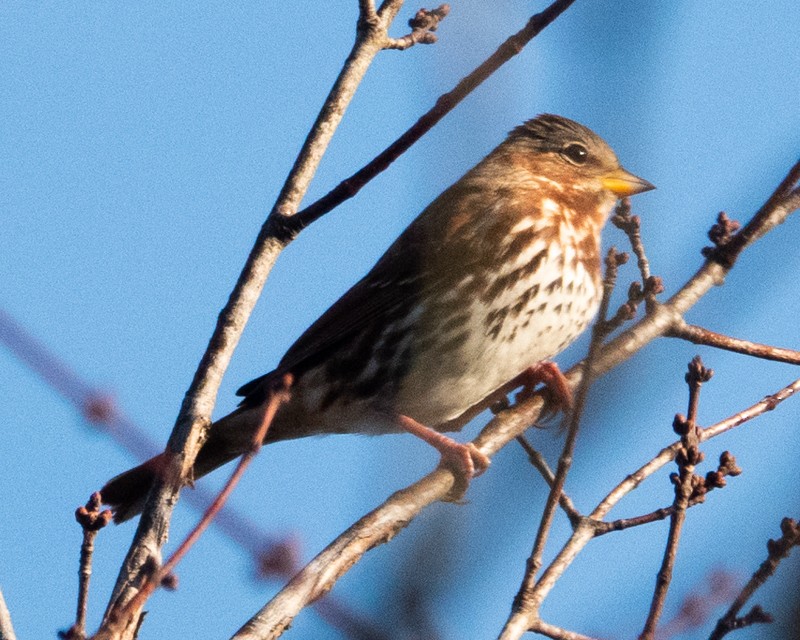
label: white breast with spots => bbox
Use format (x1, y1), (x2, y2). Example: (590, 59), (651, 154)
(397, 231), (600, 426)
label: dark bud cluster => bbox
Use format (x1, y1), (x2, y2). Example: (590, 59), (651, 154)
(767, 517), (800, 560)
(686, 355), (714, 386)
(701, 211), (742, 263)
(75, 492), (113, 532)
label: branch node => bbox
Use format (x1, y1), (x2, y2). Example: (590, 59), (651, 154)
(686, 355), (714, 386)
(702, 212), (742, 265)
(75, 492), (113, 532)
(385, 4), (450, 50)
(717, 451), (742, 477)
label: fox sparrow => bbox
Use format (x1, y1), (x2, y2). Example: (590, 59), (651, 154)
(102, 114), (654, 521)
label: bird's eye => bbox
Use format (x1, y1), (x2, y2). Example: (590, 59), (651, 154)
(561, 143), (588, 165)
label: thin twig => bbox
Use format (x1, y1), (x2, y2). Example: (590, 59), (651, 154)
(231, 161), (800, 640)
(62, 494), (113, 640)
(527, 618), (601, 640)
(639, 357), (713, 640)
(706, 162), (800, 267)
(289, 0), (579, 232)
(385, 5), (450, 50)
(0, 589), (17, 640)
(105, 378), (291, 634)
(611, 198), (661, 314)
(612, 200), (650, 278)
(669, 320), (800, 365)
(709, 517), (800, 640)
(597, 506), (677, 535)
(516, 436), (582, 525)
(596, 451), (740, 537)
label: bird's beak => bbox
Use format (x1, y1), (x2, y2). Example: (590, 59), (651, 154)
(602, 167), (655, 196)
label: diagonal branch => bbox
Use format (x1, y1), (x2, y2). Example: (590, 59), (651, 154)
(516, 436), (582, 525)
(103, 380), (292, 636)
(289, 0), (579, 232)
(668, 320), (800, 365)
(98, 5), (412, 638)
(709, 517), (800, 640)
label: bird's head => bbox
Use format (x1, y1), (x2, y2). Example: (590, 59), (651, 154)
(506, 114), (655, 198)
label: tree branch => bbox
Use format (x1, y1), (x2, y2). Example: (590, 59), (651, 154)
(97, 6), (410, 638)
(709, 517), (800, 639)
(516, 436), (581, 526)
(103, 379), (292, 635)
(639, 358), (713, 640)
(668, 320), (800, 366)
(509, 247), (627, 622)
(289, 0), (579, 232)
(527, 618), (600, 640)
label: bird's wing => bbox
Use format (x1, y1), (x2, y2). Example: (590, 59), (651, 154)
(235, 180), (504, 406)
(235, 213), (428, 405)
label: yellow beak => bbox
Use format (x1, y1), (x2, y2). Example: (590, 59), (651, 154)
(602, 167), (655, 196)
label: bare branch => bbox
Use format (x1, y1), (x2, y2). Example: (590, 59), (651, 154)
(290, 0), (579, 232)
(509, 247), (627, 624)
(516, 436), (582, 525)
(527, 618), (601, 640)
(639, 358), (713, 640)
(385, 5), (450, 50)
(102, 378), (291, 636)
(704, 161), (800, 268)
(596, 451), (740, 537)
(98, 8), (409, 636)
(669, 320), (800, 365)
(709, 517), (800, 639)
(611, 199), (654, 303)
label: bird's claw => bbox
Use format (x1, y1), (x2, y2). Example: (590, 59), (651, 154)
(515, 361), (573, 414)
(439, 442), (490, 502)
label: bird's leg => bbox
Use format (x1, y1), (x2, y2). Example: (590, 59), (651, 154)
(513, 361), (573, 412)
(395, 414), (490, 502)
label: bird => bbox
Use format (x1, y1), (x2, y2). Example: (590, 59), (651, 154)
(101, 114), (654, 522)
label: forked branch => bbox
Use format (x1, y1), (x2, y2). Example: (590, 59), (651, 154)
(709, 517), (800, 640)
(98, 3), (415, 637)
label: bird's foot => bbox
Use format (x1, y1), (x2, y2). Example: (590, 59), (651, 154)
(395, 414), (490, 502)
(439, 441), (491, 502)
(514, 361), (573, 413)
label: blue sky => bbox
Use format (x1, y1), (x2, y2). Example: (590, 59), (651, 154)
(2, 1), (799, 638)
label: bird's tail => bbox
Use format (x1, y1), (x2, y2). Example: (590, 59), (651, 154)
(100, 409), (259, 523)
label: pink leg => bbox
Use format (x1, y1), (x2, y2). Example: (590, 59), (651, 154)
(514, 361), (573, 411)
(395, 414), (490, 501)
